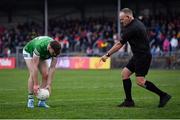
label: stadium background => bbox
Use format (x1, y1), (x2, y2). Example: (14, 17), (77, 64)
(0, 0), (179, 69)
(0, 0), (180, 119)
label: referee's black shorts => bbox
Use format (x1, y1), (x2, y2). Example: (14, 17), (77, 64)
(126, 53), (152, 76)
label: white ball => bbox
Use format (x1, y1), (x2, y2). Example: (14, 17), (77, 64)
(36, 89), (50, 100)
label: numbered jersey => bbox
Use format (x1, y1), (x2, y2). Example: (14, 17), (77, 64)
(24, 36), (54, 60)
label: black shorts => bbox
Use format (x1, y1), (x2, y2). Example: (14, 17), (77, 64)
(126, 54), (152, 76)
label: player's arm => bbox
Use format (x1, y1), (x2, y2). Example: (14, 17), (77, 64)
(100, 41), (123, 62)
(32, 50), (40, 94)
(46, 57), (57, 89)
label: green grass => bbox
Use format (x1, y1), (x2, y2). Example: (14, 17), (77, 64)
(0, 69), (180, 119)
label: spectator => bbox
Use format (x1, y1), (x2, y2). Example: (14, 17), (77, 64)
(163, 38), (170, 52)
(3, 47), (11, 57)
(0, 15), (179, 56)
(170, 36), (178, 52)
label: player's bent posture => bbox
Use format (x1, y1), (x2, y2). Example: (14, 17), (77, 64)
(23, 36), (61, 108)
(100, 8), (171, 107)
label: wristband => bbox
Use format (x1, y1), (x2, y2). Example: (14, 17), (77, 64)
(106, 53), (110, 57)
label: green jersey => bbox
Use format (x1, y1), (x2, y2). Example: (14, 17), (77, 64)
(24, 36), (54, 60)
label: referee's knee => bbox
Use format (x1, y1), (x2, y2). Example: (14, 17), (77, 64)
(121, 71), (130, 80)
(136, 77), (146, 86)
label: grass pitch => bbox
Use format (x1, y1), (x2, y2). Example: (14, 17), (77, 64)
(0, 69), (180, 119)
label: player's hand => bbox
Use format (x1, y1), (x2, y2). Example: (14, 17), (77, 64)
(33, 85), (39, 95)
(45, 85), (51, 94)
(45, 85), (51, 90)
(100, 54), (108, 63)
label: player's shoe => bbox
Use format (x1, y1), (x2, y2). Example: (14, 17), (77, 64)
(27, 98), (34, 108)
(38, 100), (50, 108)
(158, 94), (171, 107)
(117, 99), (135, 107)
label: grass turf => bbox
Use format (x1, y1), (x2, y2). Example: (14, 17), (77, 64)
(0, 69), (180, 119)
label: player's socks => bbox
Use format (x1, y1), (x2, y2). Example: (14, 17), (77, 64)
(123, 79), (133, 101)
(27, 93), (34, 108)
(38, 100), (50, 108)
(28, 93), (34, 99)
(144, 81), (166, 97)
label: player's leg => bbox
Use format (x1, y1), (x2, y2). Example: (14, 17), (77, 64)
(25, 60), (34, 96)
(38, 60), (49, 89)
(118, 57), (135, 107)
(135, 54), (171, 107)
(38, 60), (50, 108)
(23, 49), (34, 108)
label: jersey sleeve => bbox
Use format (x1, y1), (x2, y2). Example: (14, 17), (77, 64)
(33, 45), (41, 56)
(120, 29), (133, 45)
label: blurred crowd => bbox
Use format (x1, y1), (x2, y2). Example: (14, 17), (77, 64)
(142, 15), (180, 56)
(0, 15), (180, 57)
(49, 18), (116, 55)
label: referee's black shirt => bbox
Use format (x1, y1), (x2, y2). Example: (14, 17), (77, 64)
(120, 19), (151, 57)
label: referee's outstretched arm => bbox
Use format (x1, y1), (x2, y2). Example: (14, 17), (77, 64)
(100, 41), (123, 62)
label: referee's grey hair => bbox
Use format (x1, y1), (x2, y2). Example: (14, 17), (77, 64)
(120, 8), (133, 16)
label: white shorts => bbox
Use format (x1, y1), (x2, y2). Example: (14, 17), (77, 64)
(23, 49), (32, 59)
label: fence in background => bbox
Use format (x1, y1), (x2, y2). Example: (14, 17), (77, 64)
(1, 47), (180, 69)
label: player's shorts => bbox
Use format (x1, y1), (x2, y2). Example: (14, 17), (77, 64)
(23, 49), (32, 59)
(126, 53), (152, 76)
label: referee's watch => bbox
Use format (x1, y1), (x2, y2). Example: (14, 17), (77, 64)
(105, 53), (110, 57)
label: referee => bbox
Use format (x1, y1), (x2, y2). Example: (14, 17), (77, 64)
(100, 8), (171, 107)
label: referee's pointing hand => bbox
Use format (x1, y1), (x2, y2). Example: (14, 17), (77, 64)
(100, 54), (108, 63)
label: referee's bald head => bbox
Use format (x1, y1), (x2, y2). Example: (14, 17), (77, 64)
(119, 8), (134, 27)
(120, 8), (133, 16)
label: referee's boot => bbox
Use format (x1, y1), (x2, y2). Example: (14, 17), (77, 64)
(117, 99), (135, 107)
(158, 93), (171, 107)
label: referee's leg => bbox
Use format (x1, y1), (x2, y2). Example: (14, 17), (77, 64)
(121, 67), (133, 101)
(118, 57), (135, 107)
(135, 56), (171, 107)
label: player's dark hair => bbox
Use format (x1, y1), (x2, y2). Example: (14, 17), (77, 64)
(121, 8), (133, 16)
(50, 41), (61, 56)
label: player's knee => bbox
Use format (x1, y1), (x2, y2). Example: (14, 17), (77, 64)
(29, 71), (33, 78)
(136, 77), (146, 86)
(42, 73), (48, 81)
(29, 74), (33, 79)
